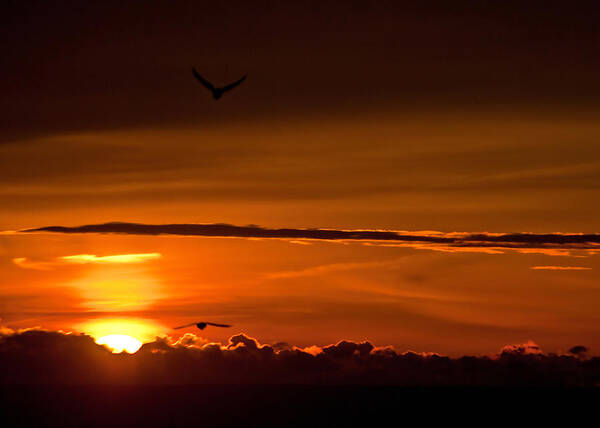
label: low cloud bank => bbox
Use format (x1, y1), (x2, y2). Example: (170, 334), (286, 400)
(1, 330), (597, 387)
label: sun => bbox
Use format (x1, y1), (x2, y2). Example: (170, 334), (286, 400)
(96, 334), (143, 353)
(77, 318), (164, 354)
(76, 317), (164, 352)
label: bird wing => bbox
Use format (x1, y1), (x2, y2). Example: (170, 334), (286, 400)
(206, 322), (233, 328)
(221, 74), (247, 92)
(173, 322), (198, 330)
(192, 68), (215, 91)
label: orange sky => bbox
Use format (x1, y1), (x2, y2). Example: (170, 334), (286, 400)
(2, 110), (600, 356)
(1, 1), (600, 356)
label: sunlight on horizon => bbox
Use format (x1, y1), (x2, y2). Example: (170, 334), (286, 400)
(78, 318), (165, 346)
(96, 334), (143, 353)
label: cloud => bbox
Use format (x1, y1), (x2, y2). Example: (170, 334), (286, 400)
(170, 332), (208, 348)
(265, 259), (404, 280)
(530, 266), (592, 270)
(0, 329), (598, 387)
(12, 253), (161, 270)
(19, 222), (600, 256)
(500, 340), (543, 355)
(59, 253), (161, 264)
(11, 257), (55, 270)
(569, 345), (588, 356)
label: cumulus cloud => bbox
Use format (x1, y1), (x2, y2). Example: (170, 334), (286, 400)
(500, 340), (543, 355)
(0, 329), (597, 387)
(170, 332), (208, 348)
(569, 345), (588, 356)
(19, 222), (600, 256)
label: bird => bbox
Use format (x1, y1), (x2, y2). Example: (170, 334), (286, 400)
(192, 67), (247, 100)
(173, 321), (233, 330)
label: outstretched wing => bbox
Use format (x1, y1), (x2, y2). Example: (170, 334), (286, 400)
(173, 322), (198, 330)
(206, 322), (233, 328)
(192, 68), (215, 91)
(221, 74), (247, 92)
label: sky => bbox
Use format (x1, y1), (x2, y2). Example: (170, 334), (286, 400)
(1, 1), (600, 359)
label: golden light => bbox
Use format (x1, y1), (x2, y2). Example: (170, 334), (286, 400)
(97, 334), (142, 353)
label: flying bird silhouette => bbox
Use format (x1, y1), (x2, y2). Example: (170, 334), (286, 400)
(173, 321), (233, 330)
(192, 67), (247, 100)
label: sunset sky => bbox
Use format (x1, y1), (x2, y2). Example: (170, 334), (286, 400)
(2, 1), (600, 358)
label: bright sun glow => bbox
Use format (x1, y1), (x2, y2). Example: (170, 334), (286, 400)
(77, 318), (165, 353)
(97, 334), (142, 353)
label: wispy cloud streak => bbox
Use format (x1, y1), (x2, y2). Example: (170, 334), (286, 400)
(60, 253), (161, 264)
(530, 266), (592, 270)
(12, 252), (162, 270)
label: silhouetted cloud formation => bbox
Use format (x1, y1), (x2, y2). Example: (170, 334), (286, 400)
(569, 345), (588, 356)
(21, 222), (600, 255)
(500, 340), (543, 355)
(1, 329), (598, 387)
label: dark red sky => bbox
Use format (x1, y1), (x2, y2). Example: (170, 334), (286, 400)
(2, 1), (600, 140)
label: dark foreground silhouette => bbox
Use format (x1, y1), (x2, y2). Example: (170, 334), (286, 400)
(192, 68), (247, 100)
(1, 385), (598, 427)
(1, 330), (598, 426)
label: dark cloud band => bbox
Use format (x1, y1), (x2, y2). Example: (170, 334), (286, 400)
(21, 222), (600, 251)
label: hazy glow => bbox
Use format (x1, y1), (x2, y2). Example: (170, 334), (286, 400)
(60, 253), (161, 264)
(69, 269), (163, 311)
(96, 334), (142, 353)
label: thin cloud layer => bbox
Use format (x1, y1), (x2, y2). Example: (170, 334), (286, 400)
(530, 266), (592, 270)
(0, 329), (598, 387)
(12, 253), (161, 270)
(60, 253), (161, 264)
(21, 222), (600, 255)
